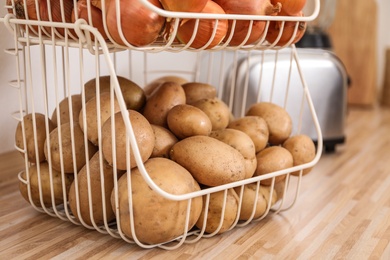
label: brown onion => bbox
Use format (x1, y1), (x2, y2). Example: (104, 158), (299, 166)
(271, 0), (307, 16)
(214, 0), (281, 46)
(160, 0), (209, 13)
(6, 0), (74, 36)
(106, 0), (165, 47)
(266, 11), (306, 46)
(71, 0), (108, 40)
(176, 1), (228, 49)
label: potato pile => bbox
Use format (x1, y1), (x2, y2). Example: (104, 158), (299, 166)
(15, 74), (317, 245)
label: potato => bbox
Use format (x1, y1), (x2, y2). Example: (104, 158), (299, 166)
(283, 134), (316, 176)
(112, 157), (203, 245)
(209, 128), (257, 179)
(144, 75), (188, 98)
(228, 116), (269, 153)
(169, 135), (246, 186)
(19, 162), (73, 207)
(150, 124), (178, 158)
(68, 152), (122, 226)
(233, 184), (272, 220)
(51, 94), (83, 127)
(167, 104), (212, 139)
(142, 81), (186, 127)
(83, 75), (146, 111)
(192, 97), (231, 131)
(254, 146), (293, 186)
(15, 113), (55, 163)
(181, 82), (217, 104)
(195, 189), (238, 234)
(79, 92), (121, 146)
(44, 122), (98, 173)
(246, 102), (292, 145)
(102, 110), (154, 170)
(274, 179), (286, 203)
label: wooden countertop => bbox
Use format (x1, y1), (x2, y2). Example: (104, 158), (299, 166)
(1, 106), (390, 259)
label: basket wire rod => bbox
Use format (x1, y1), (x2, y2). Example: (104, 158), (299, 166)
(227, 50), (238, 112)
(235, 182), (259, 227)
(269, 49), (279, 102)
(158, 199), (194, 250)
(239, 51), (252, 117)
(255, 51), (265, 103)
(137, 0), (321, 22)
(38, 30), (62, 217)
(255, 178), (276, 221)
(293, 45), (323, 161)
(217, 51), (227, 99)
(272, 174), (292, 214)
(203, 189), (231, 237)
(283, 47), (295, 109)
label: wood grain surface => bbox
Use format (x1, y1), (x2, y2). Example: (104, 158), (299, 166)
(327, 0), (378, 106)
(1, 106), (390, 259)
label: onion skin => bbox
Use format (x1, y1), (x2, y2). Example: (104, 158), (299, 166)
(6, 0), (74, 36)
(71, 0), (108, 40)
(266, 11), (306, 46)
(214, 0), (281, 46)
(106, 0), (165, 47)
(176, 1), (228, 49)
(271, 0), (307, 16)
(160, 0), (209, 13)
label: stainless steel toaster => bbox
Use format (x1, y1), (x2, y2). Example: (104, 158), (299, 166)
(199, 48), (348, 152)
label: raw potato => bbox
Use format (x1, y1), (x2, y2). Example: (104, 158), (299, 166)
(112, 157), (203, 245)
(142, 81), (186, 127)
(167, 104), (212, 139)
(283, 134), (316, 176)
(44, 122), (98, 173)
(150, 124), (178, 158)
(79, 92), (121, 146)
(170, 135), (246, 186)
(102, 110), (155, 170)
(228, 116), (269, 153)
(51, 94), (83, 127)
(68, 152), (121, 226)
(234, 184), (273, 220)
(83, 75), (146, 111)
(182, 82), (217, 104)
(144, 75), (188, 98)
(192, 97), (231, 130)
(209, 128), (257, 179)
(195, 189), (239, 234)
(246, 102), (292, 145)
(15, 113), (55, 163)
(254, 146), (293, 186)
(274, 179), (286, 203)
(19, 162), (73, 207)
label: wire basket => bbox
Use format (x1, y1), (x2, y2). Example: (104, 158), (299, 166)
(3, 0), (320, 52)
(1, 0), (322, 250)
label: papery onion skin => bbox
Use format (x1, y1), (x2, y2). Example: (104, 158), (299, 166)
(266, 11), (306, 46)
(6, 0), (74, 36)
(214, 0), (281, 46)
(160, 0), (209, 13)
(271, 0), (307, 16)
(106, 0), (165, 47)
(71, 0), (108, 40)
(176, 1), (228, 50)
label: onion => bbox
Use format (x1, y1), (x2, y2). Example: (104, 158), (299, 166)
(214, 0), (281, 46)
(71, 0), (108, 40)
(265, 11), (306, 46)
(6, 0), (74, 36)
(106, 0), (165, 47)
(271, 0), (307, 16)
(160, 0), (209, 13)
(176, 1), (228, 49)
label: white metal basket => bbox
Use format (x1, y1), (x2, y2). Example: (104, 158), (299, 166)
(1, 0), (322, 250)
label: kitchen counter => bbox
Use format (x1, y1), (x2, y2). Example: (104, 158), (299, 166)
(1, 106), (390, 259)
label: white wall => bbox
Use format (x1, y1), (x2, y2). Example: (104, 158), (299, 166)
(1, 1), (390, 154)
